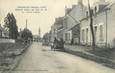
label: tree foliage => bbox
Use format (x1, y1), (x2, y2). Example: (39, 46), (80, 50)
(21, 28), (33, 41)
(4, 13), (19, 39)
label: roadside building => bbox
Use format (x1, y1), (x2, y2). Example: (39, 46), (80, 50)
(80, 0), (115, 48)
(55, 17), (64, 39)
(106, 2), (115, 48)
(50, 17), (64, 42)
(63, 0), (86, 44)
(42, 32), (51, 46)
(50, 25), (55, 43)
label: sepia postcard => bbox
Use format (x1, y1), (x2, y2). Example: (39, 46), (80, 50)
(0, 0), (115, 73)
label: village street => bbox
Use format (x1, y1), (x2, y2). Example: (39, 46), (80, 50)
(10, 42), (115, 73)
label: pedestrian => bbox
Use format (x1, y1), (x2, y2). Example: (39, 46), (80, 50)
(53, 37), (58, 51)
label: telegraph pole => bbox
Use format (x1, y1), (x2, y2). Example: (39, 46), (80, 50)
(87, 0), (95, 50)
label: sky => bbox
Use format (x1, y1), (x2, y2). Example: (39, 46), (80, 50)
(0, 0), (113, 36)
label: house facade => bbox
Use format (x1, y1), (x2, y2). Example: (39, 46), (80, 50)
(80, 0), (115, 48)
(50, 17), (64, 42)
(63, 0), (86, 44)
(107, 2), (115, 48)
(50, 0), (115, 48)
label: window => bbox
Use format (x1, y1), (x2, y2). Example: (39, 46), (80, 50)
(94, 26), (97, 35)
(65, 33), (68, 40)
(86, 28), (88, 43)
(86, 11), (88, 17)
(91, 9), (94, 16)
(82, 29), (85, 42)
(68, 33), (70, 40)
(100, 25), (103, 41)
(95, 6), (97, 13)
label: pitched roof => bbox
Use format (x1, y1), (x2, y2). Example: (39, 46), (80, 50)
(80, 2), (111, 22)
(106, 2), (115, 8)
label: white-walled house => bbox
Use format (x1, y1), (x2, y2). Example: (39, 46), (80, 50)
(106, 2), (115, 48)
(80, 0), (115, 48)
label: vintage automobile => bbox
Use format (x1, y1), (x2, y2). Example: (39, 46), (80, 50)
(51, 40), (65, 51)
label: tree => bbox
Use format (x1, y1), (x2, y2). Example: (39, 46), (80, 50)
(21, 28), (33, 41)
(4, 13), (19, 39)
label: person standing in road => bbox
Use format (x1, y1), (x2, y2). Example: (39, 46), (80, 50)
(53, 37), (58, 51)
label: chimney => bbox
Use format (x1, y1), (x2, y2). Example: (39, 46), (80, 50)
(65, 8), (71, 14)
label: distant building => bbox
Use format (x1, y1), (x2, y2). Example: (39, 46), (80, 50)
(33, 35), (39, 42)
(42, 32), (51, 45)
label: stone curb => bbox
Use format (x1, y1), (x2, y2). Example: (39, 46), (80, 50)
(64, 47), (115, 69)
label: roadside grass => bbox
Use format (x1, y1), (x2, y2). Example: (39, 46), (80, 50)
(0, 40), (29, 70)
(89, 48), (115, 61)
(64, 45), (115, 69)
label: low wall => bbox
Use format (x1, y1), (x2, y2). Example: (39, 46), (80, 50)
(0, 39), (15, 43)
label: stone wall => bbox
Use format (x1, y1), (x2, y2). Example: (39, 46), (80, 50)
(0, 39), (15, 43)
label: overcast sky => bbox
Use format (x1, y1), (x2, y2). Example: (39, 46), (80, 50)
(0, 0), (113, 36)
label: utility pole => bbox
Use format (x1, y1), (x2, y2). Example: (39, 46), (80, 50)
(38, 27), (41, 38)
(87, 0), (95, 50)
